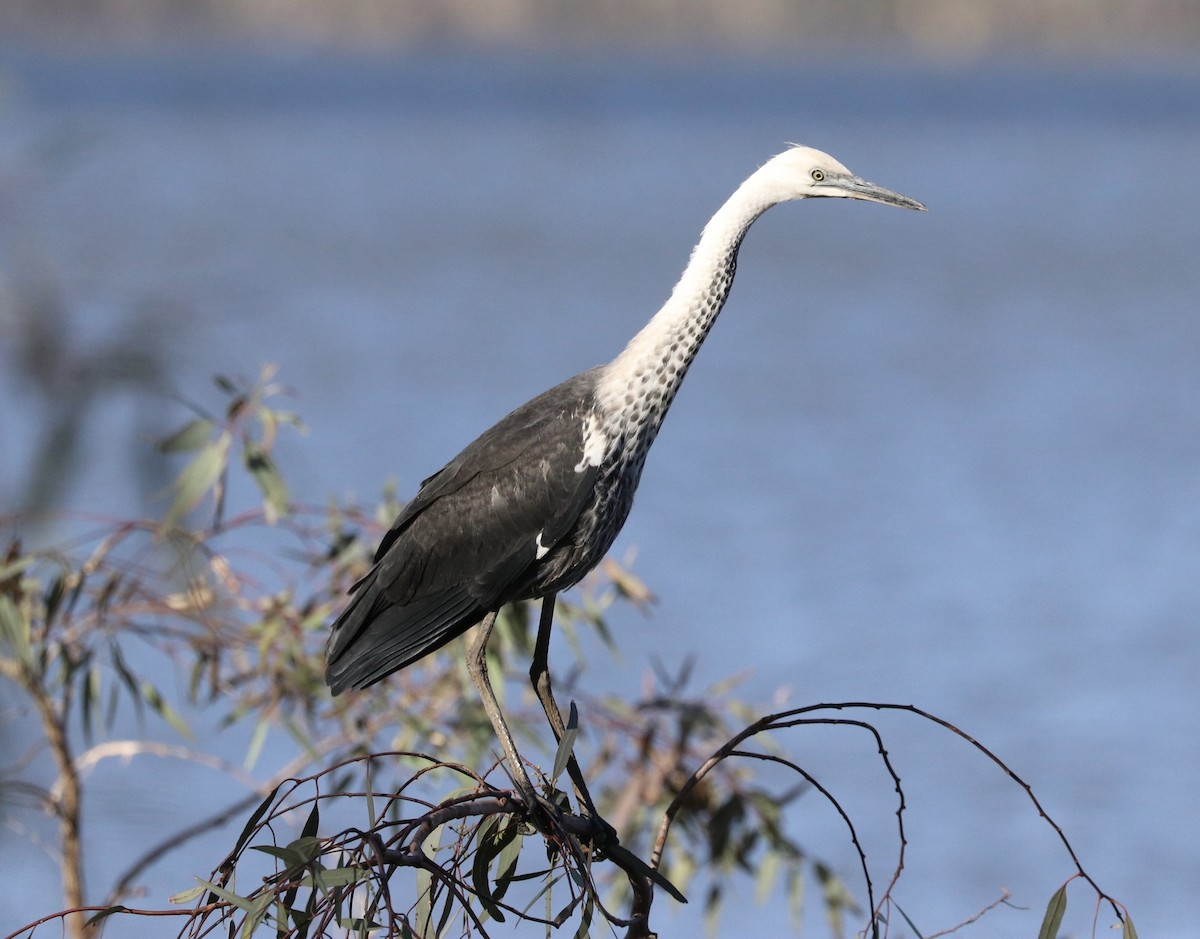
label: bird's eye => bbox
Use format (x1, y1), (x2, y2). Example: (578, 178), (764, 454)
(810, 169), (825, 182)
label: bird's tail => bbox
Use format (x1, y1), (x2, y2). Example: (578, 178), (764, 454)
(325, 567), (483, 694)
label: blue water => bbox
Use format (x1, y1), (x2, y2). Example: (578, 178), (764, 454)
(1, 44), (1198, 937)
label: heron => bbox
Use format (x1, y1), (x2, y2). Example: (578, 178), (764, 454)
(325, 144), (925, 812)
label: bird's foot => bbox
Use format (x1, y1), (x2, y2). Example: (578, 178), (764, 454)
(572, 808), (619, 856)
(509, 785), (619, 857)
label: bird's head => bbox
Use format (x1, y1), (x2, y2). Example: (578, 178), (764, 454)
(755, 144), (926, 211)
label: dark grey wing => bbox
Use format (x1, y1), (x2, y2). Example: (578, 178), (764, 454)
(325, 368), (603, 693)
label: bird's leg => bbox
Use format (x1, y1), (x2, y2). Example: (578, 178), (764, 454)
(529, 594), (615, 844)
(466, 609), (537, 804)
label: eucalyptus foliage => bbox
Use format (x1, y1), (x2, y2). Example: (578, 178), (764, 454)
(1, 367), (1135, 939)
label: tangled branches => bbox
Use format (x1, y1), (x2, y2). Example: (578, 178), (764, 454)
(0, 370), (1140, 939)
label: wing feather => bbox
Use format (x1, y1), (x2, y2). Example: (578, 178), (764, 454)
(325, 367), (605, 692)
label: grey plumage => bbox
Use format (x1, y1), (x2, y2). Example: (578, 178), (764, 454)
(326, 369), (614, 692)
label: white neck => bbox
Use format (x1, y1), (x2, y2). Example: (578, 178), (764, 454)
(594, 170), (781, 431)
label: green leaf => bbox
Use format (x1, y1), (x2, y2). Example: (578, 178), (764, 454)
(43, 573), (66, 627)
(494, 820), (524, 890)
(471, 817), (503, 922)
(1123, 913), (1139, 939)
(0, 552), (34, 583)
(363, 757), (376, 828)
(703, 882), (722, 934)
(81, 662), (102, 741)
(1037, 885), (1068, 939)
(300, 801), (320, 840)
(517, 872), (566, 917)
(551, 700), (580, 785)
(196, 878), (257, 913)
(337, 918), (382, 934)
(572, 894), (594, 939)
(786, 864), (805, 925)
(814, 861), (856, 936)
(242, 436), (289, 524)
(242, 715), (270, 771)
(140, 680), (193, 739)
(271, 409), (307, 432)
(754, 850), (780, 905)
(471, 816), (521, 923)
(250, 836), (322, 876)
(414, 824), (443, 935)
(163, 431), (231, 529)
(310, 866), (366, 890)
(605, 844), (687, 904)
(239, 893), (272, 939)
(84, 905), (130, 926)
(168, 885), (208, 905)
(0, 595), (32, 667)
(278, 829), (320, 929)
(230, 785), (282, 860)
(157, 418), (215, 454)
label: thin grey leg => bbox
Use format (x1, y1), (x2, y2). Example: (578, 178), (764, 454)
(467, 609), (536, 801)
(528, 594), (604, 822)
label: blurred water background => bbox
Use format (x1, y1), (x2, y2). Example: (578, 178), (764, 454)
(1, 3), (1199, 937)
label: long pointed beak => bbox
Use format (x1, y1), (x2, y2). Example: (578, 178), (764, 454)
(837, 174), (927, 211)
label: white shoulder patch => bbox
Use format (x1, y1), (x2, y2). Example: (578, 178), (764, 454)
(574, 412), (607, 472)
(535, 531), (551, 559)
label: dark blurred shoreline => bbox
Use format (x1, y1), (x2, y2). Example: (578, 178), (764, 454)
(1, 0), (1198, 56)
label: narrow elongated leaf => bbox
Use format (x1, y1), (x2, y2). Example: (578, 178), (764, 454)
(271, 409), (307, 432)
(284, 902), (313, 939)
(83, 905), (130, 928)
(280, 829), (321, 923)
(242, 436), (289, 523)
(517, 872), (567, 917)
(471, 817), (505, 922)
(231, 785), (281, 859)
(414, 824), (443, 935)
(472, 816), (521, 923)
(311, 867), (366, 890)
(494, 822), (524, 891)
(163, 431), (231, 529)
(363, 758), (376, 828)
(109, 644), (141, 717)
(605, 844), (687, 904)
(551, 701), (580, 785)
(157, 418), (215, 454)
(0, 553), (34, 583)
(786, 864), (805, 925)
(300, 802), (320, 840)
(0, 595), (31, 666)
(415, 864), (432, 937)
(81, 662), (102, 741)
(337, 918), (382, 934)
(250, 836), (322, 875)
(242, 715), (270, 771)
(572, 894), (594, 939)
(140, 680), (193, 739)
(1037, 885), (1068, 939)
(43, 573), (66, 627)
(196, 878), (256, 913)
(1122, 913), (1138, 939)
(434, 873), (457, 937)
(754, 850), (780, 905)
(239, 893), (272, 939)
(169, 885), (208, 905)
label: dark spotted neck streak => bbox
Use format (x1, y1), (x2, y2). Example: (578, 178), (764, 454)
(589, 169), (781, 473)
